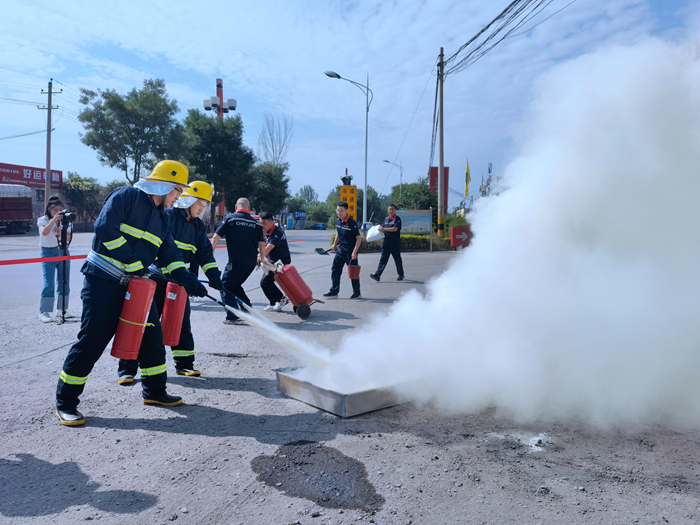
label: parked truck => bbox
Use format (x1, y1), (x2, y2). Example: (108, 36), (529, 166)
(0, 184), (33, 234)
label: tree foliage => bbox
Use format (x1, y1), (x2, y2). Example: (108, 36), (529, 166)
(78, 79), (185, 183)
(103, 179), (129, 198)
(389, 177), (437, 211)
(61, 172), (104, 223)
(248, 162), (291, 214)
(184, 109), (255, 213)
(296, 184), (319, 207)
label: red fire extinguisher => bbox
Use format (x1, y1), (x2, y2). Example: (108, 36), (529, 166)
(161, 282), (187, 346)
(111, 277), (157, 360)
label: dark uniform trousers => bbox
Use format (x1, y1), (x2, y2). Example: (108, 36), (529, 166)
(376, 244), (404, 278)
(118, 277), (195, 377)
(261, 271), (284, 305)
(221, 263), (254, 321)
(330, 249), (360, 294)
(56, 275), (168, 411)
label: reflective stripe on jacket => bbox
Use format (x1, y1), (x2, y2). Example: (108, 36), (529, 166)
(81, 186), (187, 282)
(156, 208), (219, 277)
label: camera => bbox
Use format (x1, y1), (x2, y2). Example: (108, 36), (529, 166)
(60, 209), (76, 223)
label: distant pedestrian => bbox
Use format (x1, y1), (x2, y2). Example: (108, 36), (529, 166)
(37, 196), (72, 323)
(370, 204), (404, 282)
(211, 198), (265, 324)
(259, 212), (292, 311)
(324, 201), (362, 299)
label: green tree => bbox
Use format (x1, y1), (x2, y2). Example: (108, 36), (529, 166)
(78, 79), (185, 184)
(103, 179), (129, 197)
(61, 172), (104, 230)
(390, 177), (437, 211)
(184, 109), (255, 219)
(248, 162), (291, 214)
(296, 184), (319, 207)
(306, 202), (331, 223)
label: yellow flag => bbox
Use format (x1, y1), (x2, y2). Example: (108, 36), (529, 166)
(465, 158), (471, 197)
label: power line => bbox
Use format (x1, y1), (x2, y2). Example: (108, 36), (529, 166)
(443, 0), (578, 77)
(379, 60), (436, 196)
(0, 129), (53, 141)
(507, 0), (577, 38)
(427, 0), (579, 183)
(0, 96), (44, 105)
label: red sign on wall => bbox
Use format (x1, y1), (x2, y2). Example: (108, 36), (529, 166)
(429, 166), (449, 213)
(0, 162), (62, 189)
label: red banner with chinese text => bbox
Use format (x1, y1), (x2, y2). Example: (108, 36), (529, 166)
(0, 162), (62, 189)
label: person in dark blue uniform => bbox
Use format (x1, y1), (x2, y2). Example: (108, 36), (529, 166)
(259, 212), (292, 311)
(370, 204), (404, 282)
(55, 161), (208, 427)
(211, 197), (265, 324)
(324, 201), (362, 299)
(117, 181), (222, 382)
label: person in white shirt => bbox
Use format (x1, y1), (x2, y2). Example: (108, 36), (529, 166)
(37, 196), (72, 322)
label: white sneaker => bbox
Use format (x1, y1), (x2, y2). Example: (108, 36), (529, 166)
(40, 312), (52, 323)
(263, 304), (275, 311)
(273, 297), (290, 311)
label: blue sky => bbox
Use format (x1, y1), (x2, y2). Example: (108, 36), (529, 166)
(0, 0), (697, 209)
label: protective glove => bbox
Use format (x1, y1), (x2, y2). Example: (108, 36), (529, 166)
(207, 271), (223, 291)
(185, 281), (208, 298)
(131, 267), (151, 277)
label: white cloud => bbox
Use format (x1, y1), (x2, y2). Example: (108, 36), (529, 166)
(0, 0), (694, 207)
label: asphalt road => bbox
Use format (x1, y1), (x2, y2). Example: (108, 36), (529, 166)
(1, 230), (699, 525)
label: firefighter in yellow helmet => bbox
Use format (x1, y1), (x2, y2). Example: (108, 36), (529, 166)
(117, 181), (221, 381)
(55, 161), (209, 426)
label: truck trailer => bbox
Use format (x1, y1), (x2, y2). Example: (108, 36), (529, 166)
(0, 184), (33, 234)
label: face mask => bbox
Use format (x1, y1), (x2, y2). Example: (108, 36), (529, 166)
(173, 196), (198, 208)
(134, 179), (178, 196)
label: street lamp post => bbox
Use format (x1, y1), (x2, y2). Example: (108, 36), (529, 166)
(202, 78), (238, 230)
(324, 70), (373, 230)
(383, 159), (403, 199)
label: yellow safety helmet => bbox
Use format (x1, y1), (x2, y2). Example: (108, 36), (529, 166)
(181, 181), (214, 202)
(145, 160), (189, 186)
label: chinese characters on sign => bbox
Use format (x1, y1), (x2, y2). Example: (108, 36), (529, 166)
(340, 185), (357, 222)
(0, 162), (62, 189)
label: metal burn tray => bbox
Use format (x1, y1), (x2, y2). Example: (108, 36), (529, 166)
(274, 367), (403, 418)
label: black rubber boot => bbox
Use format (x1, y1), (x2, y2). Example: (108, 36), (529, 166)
(142, 393), (184, 406)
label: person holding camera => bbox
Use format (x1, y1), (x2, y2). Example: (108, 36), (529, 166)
(37, 196), (72, 323)
(55, 160), (209, 427)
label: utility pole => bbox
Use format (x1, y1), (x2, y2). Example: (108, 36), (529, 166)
(437, 47), (445, 238)
(39, 79), (61, 207)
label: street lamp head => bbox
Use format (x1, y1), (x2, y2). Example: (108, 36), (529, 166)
(324, 71), (341, 79)
(383, 160), (390, 163)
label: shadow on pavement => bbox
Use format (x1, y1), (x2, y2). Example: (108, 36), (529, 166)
(0, 454), (157, 518)
(168, 376), (282, 398)
(87, 405), (357, 445)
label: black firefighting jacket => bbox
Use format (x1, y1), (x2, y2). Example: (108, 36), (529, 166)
(82, 186), (194, 286)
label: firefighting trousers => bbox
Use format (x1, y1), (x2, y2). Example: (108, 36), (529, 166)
(330, 250), (360, 294)
(375, 244), (404, 278)
(260, 271), (284, 305)
(221, 263), (254, 321)
(56, 274), (168, 411)
(118, 278), (195, 376)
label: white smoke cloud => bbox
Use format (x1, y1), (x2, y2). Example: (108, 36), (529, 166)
(300, 38), (700, 427)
